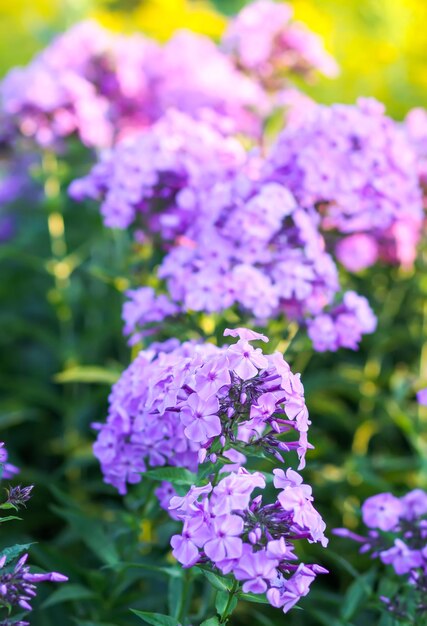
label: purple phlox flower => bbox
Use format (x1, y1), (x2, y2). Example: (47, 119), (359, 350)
(204, 514), (244, 562)
(0, 442), (19, 481)
(332, 527), (367, 543)
(362, 492), (404, 531)
(169, 483), (212, 516)
(195, 357), (231, 399)
(266, 537), (297, 561)
(5, 485), (34, 509)
(273, 468), (305, 490)
(0, 552), (67, 614)
(170, 522), (204, 567)
(267, 563), (324, 612)
(336, 233), (379, 272)
(307, 291), (376, 352)
(222, 0), (338, 85)
(122, 287), (179, 345)
(380, 539), (423, 575)
(234, 545), (278, 593)
(416, 388), (427, 406)
(250, 392), (279, 422)
(224, 327), (269, 343)
(401, 488), (427, 520)
(220, 449), (247, 474)
(227, 340), (269, 380)
(210, 468), (266, 515)
(267, 98), (422, 270)
(180, 393), (221, 443)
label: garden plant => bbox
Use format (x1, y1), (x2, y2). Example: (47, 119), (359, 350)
(2, 1), (427, 625)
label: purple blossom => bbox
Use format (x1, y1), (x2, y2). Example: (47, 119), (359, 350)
(380, 540), (423, 575)
(233, 546), (278, 593)
(417, 388), (427, 406)
(0, 553), (67, 616)
(222, 0), (338, 87)
(336, 487), (427, 616)
(93, 327), (313, 504)
(266, 98), (423, 269)
(1, 20), (267, 149)
(0, 443), (19, 481)
(307, 291), (376, 352)
(362, 493), (404, 531)
(180, 394), (221, 443)
(170, 467), (327, 608)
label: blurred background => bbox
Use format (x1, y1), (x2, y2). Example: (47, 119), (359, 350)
(1, 0), (427, 117)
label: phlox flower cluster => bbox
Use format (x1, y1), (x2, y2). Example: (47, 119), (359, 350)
(266, 97), (423, 270)
(73, 109), (376, 352)
(170, 467), (327, 613)
(405, 107), (427, 207)
(0, 445), (67, 624)
(306, 291), (377, 352)
(222, 0), (338, 87)
(334, 490), (427, 618)
(0, 1), (338, 150)
(93, 328), (312, 495)
(0, 552), (67, 623)
(0, 18), (266, 149)
(69, 109), (246, 232)
(93, 328), (328, 612)
(0, 443), (19, 481)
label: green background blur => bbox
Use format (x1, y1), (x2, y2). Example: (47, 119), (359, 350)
(1, 0), (427, 118)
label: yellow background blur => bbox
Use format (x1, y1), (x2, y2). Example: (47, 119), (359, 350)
(0, 0), (426, 117)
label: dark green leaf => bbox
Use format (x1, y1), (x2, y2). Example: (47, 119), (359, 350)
(197, 568), (233, 592)
(130, 610), (180, 626)
(42, 584), (96, 608)
(144, 467), (197, 486)
(0, 543), (34, 564)
(200, 618), (220, 626)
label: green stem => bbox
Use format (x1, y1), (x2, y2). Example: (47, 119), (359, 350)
(219, 580), (239, 624)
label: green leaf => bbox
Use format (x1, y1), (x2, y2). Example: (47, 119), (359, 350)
(215, 590), (237, 618)
(168, 575), (184, 619)
(52, 506), (119, 566)
(197, 567), (233, 592)
(144, 467), (197, 486)
(0, 543), (34, 564)
(0, 515), (21, 523)
(103, 561), (180, 578)
(239, 592), (269, 604)
(42, 584), (96, 608)
(215, 590), (229, 615)
(54, 366), (121, 385)
(200, 618), (220, 626)
(130, 610), (180, 626)
(0, 502), (17, 510)
(340, 570), (376, 621)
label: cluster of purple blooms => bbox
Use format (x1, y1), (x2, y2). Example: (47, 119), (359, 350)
(0, 443), (19, 481)
(405, 107), (427, 208)
(69, 109), (246, 232)
(94, 327), (328, 611)
(266, 97), (423, 271)
(170, 467), (327, 613)
(0, 1), (338, 150)
(93, 328), (312, 494)
(72, 105), (377, 352)
(335, 489), (427, 618)
(0, 444), (67, 624)
(0, 553), (67, 624)
(222, 0), (339, 87)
